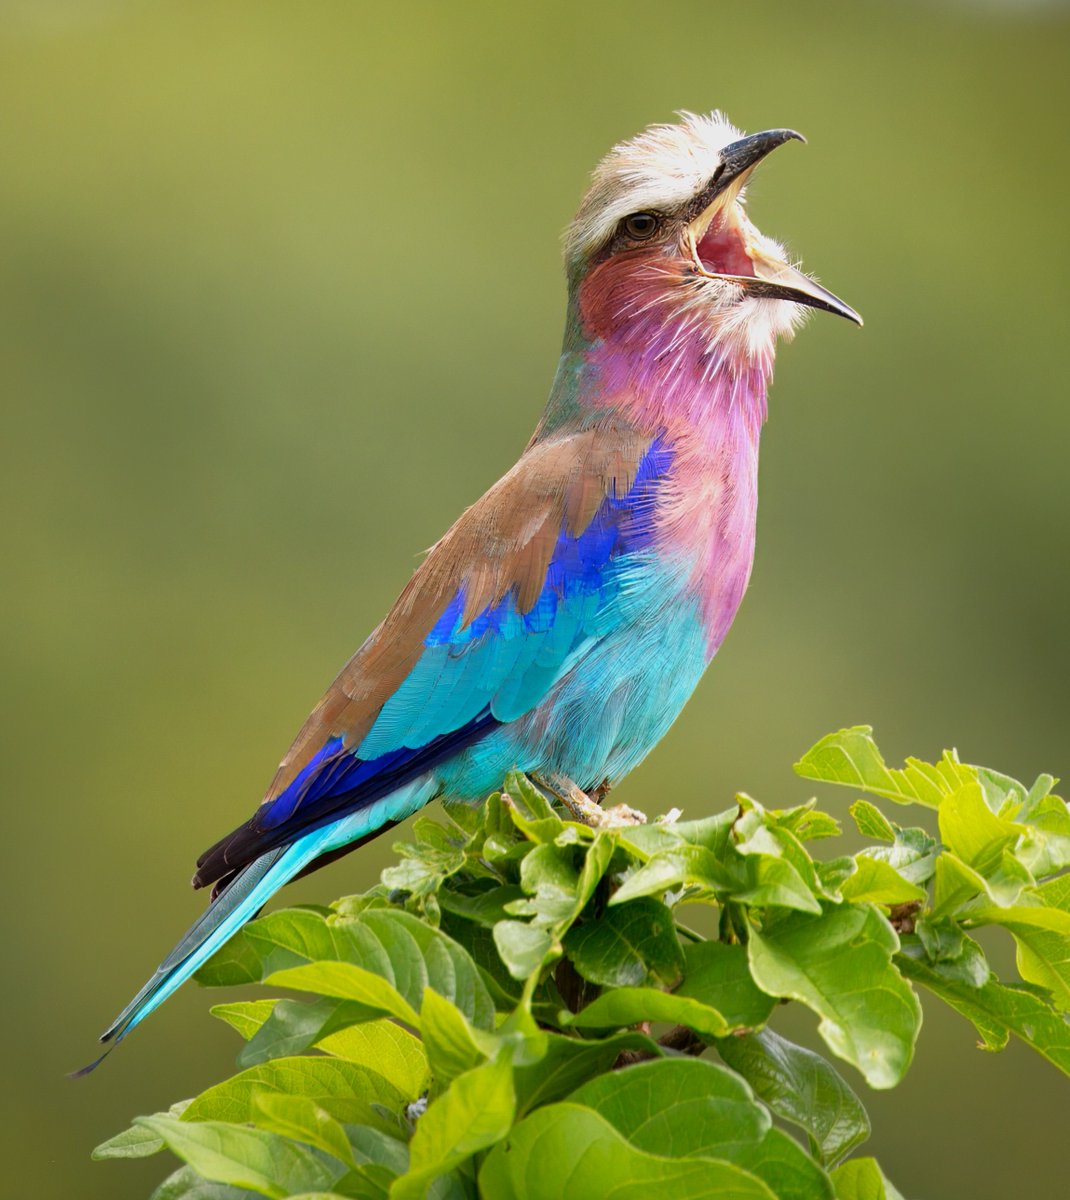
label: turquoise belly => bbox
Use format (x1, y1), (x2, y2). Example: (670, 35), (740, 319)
(437, 585), (709, 796)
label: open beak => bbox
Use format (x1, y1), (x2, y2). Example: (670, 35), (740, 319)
(686, 129), (863, 326)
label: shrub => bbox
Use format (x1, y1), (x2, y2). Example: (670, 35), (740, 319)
(94, 727), (1070, 1199)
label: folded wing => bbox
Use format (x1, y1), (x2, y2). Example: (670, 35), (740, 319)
(194, 422), (669, 890)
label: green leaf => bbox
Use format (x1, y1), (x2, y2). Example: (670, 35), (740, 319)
(563, 985), (734, 1038)
(136, 1115), (344, 1199)
(730, 849), (824, 914)
(505, 835), (616, 951)
(567, 939), (774, 1037)
(615, 802), (826, 914)
(611, 845), (730, 904)
(505, 770), (563, 824)
(251, 1093), (356, 1167)
(182, 1056), (406, 1129)
(267, 962), (422, 1027)
(342, 909), (496, 1028)
(331, 891), (393, 918)
(202, 908), (494, 1031)
(618, 811), (735, 859)
(392, 1055), (516, 1200)
(494, 1003), (552, 1067)
(830, 1157), (905, 1200)
(318, 1125), (413, 1197)
(733, 797), (829, 906)
(92, 1100), (191, 1160)
(931, 851), (987, 915)
(493, 920), (556, 979)
(512, 1030), (658, 1115)
(964, 903), (1070, 1010)
(569, 1057), (771, 1153)
(318, 1018), (430, 1098)
(478, 1103), (777, 1200)
(674, 941), (777, 1029)
(566, 1056), (832, 1196)
(816, 857), (857, 898)
(748, 905), (921, 1088)
(573, 833), (617, 914)
(234, 1002), (428, 1100)
(149, 1166), (261, 1200)
(859, 824), (939, 887)
(290, 1194), (380, 1200)
(501, 772), (567, 844)
(563, 897), (683, 988)
(716, 1029), (870, 1166)
(380, 855), (454, 898)
(776, 801), (842, 843)
(795, 726), (973, 809)
(911, 924), (990, 988)
(439, 910), (524, 1005)
(741, 1127), (835, 1200)
(839, 857), (926, 907)
(1015, 792), (1070, 878)
(932, 848), (1032, 914)
(382, 816), (468, 897)
(849, 801), (895, 842)
(438, 884), (527, 927)
(347, 1125), (410, 1173)
(195, 907), (337, 987)
(439, 795), (485, 835)
(419, 986), (489, 1082)
(898, 952), (1070, 1072)
(194, 928), (272, 987)
(494, 836), (619, 991)
(237, 997), (374, 1068)
(1035, 872), (1070, 911)
(937, 782), (1021, 874)
(210, 1000), (278, 1041)
(513, 843), (580, 922)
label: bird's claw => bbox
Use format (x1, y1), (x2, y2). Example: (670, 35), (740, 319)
(531, 771), (646, 828)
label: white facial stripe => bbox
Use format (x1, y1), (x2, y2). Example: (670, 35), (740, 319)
(564, 111), (744, 264)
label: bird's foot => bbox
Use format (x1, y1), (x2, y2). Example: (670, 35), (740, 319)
(532, 771), (646, 828)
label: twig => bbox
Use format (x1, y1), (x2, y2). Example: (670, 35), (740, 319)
(614, 1024), (706, 1068)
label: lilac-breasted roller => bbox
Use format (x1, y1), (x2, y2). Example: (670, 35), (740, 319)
(90, 112), (860, 1066)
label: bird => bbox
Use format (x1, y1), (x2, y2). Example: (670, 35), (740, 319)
(85, 111), (860, 1070)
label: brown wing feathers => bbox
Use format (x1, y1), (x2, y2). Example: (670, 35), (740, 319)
(192, 423), (649, 889)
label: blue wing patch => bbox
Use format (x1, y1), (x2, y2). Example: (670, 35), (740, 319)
(258, 436), (672, 834)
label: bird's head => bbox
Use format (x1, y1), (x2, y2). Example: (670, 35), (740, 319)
(565, 112), (860, 369)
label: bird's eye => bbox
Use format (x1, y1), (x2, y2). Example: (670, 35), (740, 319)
(622, 212), (661, 241)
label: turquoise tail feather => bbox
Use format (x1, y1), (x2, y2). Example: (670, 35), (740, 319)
(77, 777), (436, 1075)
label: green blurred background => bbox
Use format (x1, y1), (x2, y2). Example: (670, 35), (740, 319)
(2, 1), (1068, 1196)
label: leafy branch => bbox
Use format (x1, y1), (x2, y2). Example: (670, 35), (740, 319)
(94, 727), (1070, 1199)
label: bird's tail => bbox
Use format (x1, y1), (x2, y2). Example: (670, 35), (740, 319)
(75, 807), (387, 1076)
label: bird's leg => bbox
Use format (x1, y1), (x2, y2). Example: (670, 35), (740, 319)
(532, 770), (603, 823)
(532, 770), (646, 828)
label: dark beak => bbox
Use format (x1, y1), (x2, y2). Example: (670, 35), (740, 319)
(687, 128), (863, 327)
(717, 129), (807, 191)
(686, 129), (806, 218)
